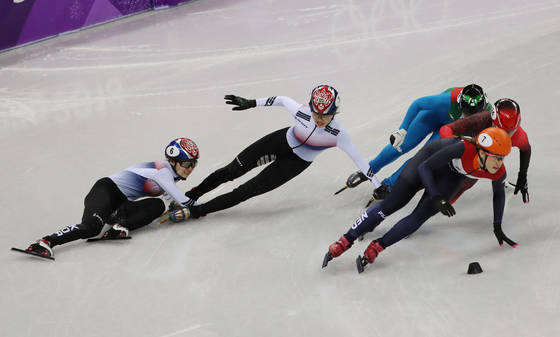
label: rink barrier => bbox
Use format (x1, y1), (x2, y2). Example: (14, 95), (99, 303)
(1, 0), (191, 53)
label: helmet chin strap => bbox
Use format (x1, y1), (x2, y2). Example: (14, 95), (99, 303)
(479, 152), (489, 172)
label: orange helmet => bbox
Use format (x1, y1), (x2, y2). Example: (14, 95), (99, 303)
(476, 127), (512, 156)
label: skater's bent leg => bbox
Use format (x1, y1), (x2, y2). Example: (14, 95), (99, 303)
(119, 198), (166, 230)
(377, 174), (464, 248)
(189, 128), (290, 199)
(377, 192), (438, 248)
(43, 178), (126, 247)
(187, 158), (249, 200)
(368, 144), (403, 173)
(384, 132), (441, 188)
(344, 178), (421, 241)
(344, 203), (387, 241)
(370, 108), (441, 173)
(198, 155), (310, 215)
(398, 110), (441, 153)
(383, 159), (410, 188)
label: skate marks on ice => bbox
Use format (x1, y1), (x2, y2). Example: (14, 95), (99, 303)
(156, 323), (212, 337)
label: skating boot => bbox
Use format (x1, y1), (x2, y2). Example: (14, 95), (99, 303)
(322, 235), (352, 268)
(88, 224), (131, 241)
(101, 224), (130, 240)
(11, 239), (55, 261)
(28, 239), (53, 258)
(356, 240), (384, 273)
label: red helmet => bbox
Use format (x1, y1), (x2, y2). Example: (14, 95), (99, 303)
(309, 85), (340, 115)
(491, 98), (521, 132)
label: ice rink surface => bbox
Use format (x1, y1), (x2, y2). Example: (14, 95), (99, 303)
(1, 0), (560, 336)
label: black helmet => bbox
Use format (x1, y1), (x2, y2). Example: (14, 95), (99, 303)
(458, 84), (487, 116)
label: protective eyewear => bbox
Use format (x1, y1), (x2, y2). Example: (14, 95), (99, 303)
(312, 111), (334, 119)
(484, 152), (504, 161)
(179, 159), (197, 169)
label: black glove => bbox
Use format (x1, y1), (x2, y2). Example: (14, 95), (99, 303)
(224, 95), (256, 111)
(513, 171), (529, 203)
(493, 223), (518, 247)
(432, 196), (456, 217)
(365, 183), (391, 208)
(184, 189), (199, 202)
(168, 201), (182, 212)
(372, 183), (391, 200)
(346, 171), (368, 188)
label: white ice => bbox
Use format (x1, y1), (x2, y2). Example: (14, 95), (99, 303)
(1, 1), (560, 336)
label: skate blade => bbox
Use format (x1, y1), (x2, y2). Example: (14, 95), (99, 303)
(87, 236), (132, 242)
(322, 251), (333, 268)
(11, 247), (55, 261)
(334, 186), (347, 195)
(158, 209), (172, 224)
(356, 255), (367, 273)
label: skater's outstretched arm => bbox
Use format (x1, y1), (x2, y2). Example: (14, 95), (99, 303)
(336, 130), (381, 188)
(255, 96), (302, 116)
(491, 176), (517, 247)
(511, 126), (531, 203)
(440, 111), (492, 138)
(368, 94), (451, 173)
(224, 95), (303, 116)
(491, 176), (507, 227)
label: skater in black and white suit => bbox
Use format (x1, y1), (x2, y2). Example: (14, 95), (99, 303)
(182, 85), (381, 219)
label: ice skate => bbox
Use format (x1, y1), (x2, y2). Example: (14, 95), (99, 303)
(11, 239), (54, 261)
(356, 240), (384, 273)
(322, 235), (352, 268)
(87, 224), (131, 242)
